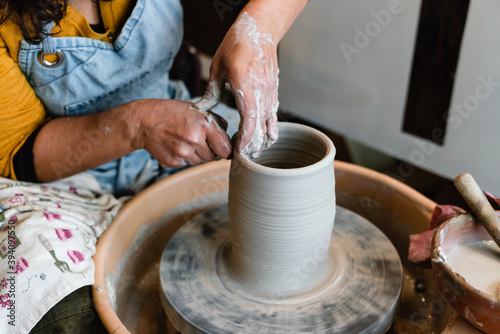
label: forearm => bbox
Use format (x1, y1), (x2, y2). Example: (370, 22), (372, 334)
(242, 0), (308, 43)
(33, 102), (137, 182)
(31, 98), (232, 183)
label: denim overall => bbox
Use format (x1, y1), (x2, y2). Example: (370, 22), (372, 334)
(17, 0), (187, 195)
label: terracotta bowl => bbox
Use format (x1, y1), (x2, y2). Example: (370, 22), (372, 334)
(432, 213), (500, 334)
(93, 160), (463, 333)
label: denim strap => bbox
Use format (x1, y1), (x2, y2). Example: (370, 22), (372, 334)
(42, 21), (57, 54)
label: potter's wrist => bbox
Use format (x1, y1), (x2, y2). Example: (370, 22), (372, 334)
(243, 0), (308, 43)
(118, 100), (145, 151)
(235, 6), (277, 45)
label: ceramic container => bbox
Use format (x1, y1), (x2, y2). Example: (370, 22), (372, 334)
(432, 213), (500, 334)
(227, 122), (336, 298)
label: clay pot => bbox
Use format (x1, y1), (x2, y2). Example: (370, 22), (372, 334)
(227, 122), (336, 298)
(432, 213), (500, 334)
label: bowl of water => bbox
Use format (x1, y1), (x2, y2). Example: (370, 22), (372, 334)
(432, 212), (500, 334)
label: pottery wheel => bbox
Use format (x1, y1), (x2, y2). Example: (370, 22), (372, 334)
(160, 205), (402, 334)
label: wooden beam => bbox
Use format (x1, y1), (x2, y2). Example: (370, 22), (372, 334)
(402, 0), (470, 145)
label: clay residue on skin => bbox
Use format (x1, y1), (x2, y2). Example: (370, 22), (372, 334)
(230, 12), (279, 158)
(233, 12), (276, 52)
(190, 81), (223, 131)
(192, 81), (221, 112)
(191, 12), (279, 159)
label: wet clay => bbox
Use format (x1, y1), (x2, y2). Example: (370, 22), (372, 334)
(227, 122), (336, 297)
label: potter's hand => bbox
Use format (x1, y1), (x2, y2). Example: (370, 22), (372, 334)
(193, 12), (279, 159)
(132, 100), (231, 167)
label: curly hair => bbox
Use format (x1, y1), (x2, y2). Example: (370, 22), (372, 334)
(0, 0), (110, 44)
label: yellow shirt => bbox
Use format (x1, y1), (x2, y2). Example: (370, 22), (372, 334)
(0, 0), (134, 179)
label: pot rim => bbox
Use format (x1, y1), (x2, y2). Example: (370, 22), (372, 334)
(234, 122), (335, 176)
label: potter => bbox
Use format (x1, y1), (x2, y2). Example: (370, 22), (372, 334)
(0, 0), (309, 331)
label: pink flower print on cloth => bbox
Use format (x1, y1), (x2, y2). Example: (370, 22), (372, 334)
(67, 250), (85, 264)
(41, 185), (59, 194)
(69, 186), (78, 194)
(43, 212), (61, 222)
(55, 229), (73, 241)
(8, 194), (24, 204)
(0, 293), (10, 308)
(0, 278), (7, 289)
(15, 258), (29, 275)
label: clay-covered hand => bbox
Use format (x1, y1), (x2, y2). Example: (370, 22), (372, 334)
(131, 99), (231, 167)
(193, 12), (279, 158)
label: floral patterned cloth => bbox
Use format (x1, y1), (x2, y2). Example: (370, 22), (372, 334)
(0, 174), (123, 333)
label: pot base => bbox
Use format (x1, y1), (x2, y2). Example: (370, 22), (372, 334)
(160, 205), (402, 334)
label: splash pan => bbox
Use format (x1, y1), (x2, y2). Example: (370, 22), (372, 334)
(93, 160), (476, 333)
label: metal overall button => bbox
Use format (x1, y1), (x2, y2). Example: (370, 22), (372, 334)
(107, 31), (116, 41)
(37, 50), (64, 68)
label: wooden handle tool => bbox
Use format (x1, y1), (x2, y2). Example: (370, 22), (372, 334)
(454, 173), (500, 249)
